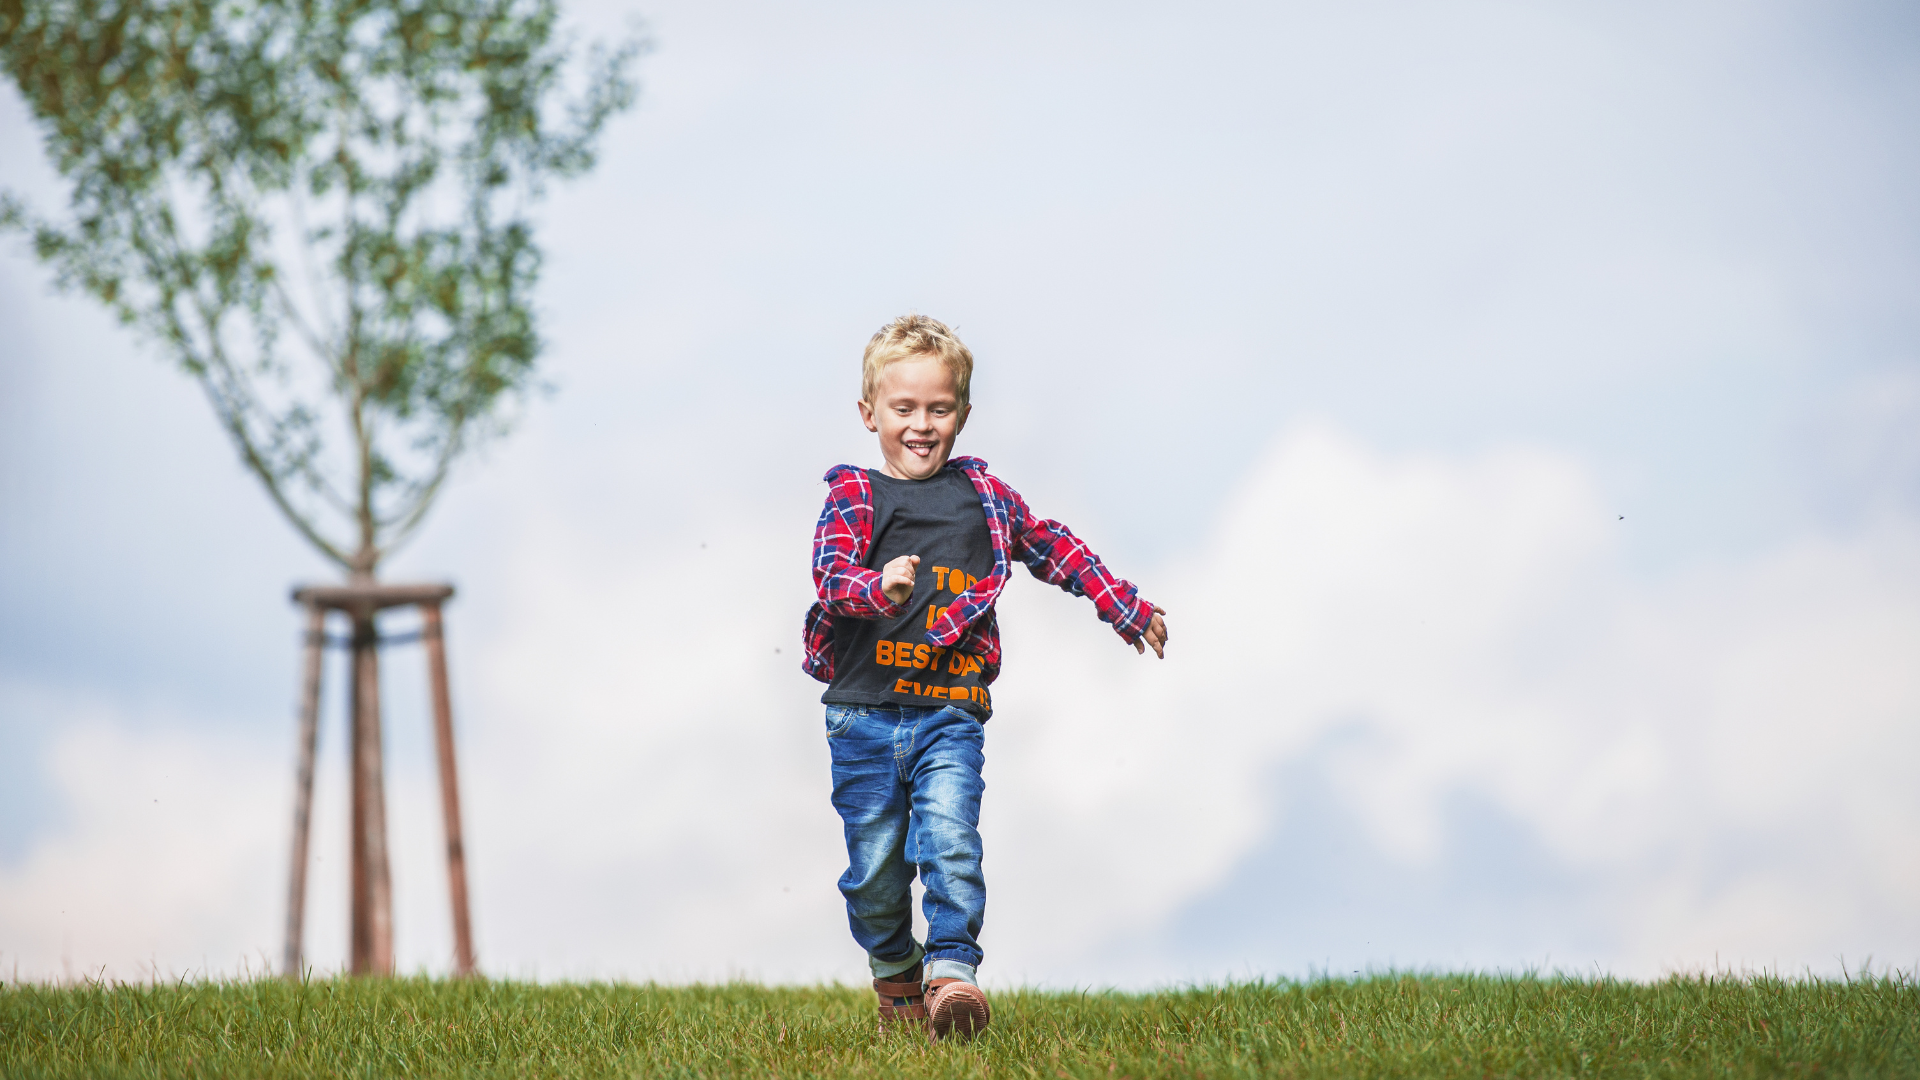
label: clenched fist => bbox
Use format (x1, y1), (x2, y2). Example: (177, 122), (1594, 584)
(881, 554), (920, 606)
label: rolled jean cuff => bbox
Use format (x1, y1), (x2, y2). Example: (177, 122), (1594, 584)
(925, 958), (977, 985)
(869, 941), (924, 979)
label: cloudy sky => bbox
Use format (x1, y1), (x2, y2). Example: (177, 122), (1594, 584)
(2, 0), (1917, 987)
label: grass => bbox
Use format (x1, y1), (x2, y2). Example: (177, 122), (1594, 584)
(1, 972), (1914, 1078)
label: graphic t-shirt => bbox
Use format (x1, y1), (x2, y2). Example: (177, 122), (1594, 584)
(821, 467), (996, 717)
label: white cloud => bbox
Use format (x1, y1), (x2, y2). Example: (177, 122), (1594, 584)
(5, 0), (1916, 987)
(7, 424), (1913, 985)
(0, 684), (284, 980)
(983, 425), (1920, 981)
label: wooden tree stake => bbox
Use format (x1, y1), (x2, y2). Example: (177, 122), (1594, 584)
(286, 582), (463, 979)
(282, 602), (326, 979)
(423, 601), (477, 977)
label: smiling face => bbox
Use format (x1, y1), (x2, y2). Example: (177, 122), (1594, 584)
(858, 354), (971, 480)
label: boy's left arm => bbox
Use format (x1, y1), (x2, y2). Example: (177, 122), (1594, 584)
(1006, 487), (1169, 658)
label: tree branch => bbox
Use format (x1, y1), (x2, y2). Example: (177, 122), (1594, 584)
(134, 195), (356, 570)
(372, 412), (466, 560)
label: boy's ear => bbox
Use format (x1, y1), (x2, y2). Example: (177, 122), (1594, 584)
(857, 398), (880, 433)
(956, 403), (971, 433)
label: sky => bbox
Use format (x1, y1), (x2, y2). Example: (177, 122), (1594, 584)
(2, 0), (1918, 987)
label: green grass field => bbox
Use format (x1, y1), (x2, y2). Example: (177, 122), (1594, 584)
(2, 972), (1913, 1078)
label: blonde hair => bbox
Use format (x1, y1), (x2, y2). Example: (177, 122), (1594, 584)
(861, 314), (974, 408)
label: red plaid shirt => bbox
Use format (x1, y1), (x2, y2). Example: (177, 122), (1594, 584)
(803, 456), (1155, 685)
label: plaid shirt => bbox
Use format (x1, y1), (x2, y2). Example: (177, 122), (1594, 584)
(803, 456), (1155, 685)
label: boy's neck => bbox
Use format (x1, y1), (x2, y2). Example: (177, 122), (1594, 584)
(877, 457), (952, 480)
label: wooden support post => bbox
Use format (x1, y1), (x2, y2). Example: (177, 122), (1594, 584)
(423, 602), (477, 977)
(292, 582), (457, 979)
(349, 610), (395, 975)
(282, 602), (326, 979)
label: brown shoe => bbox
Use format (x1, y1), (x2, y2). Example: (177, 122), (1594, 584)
(873, 964), (927, 1033)
(925, 978), (991, 1042)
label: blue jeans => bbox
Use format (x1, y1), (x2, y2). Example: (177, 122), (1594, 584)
(826, 703), (986, 984)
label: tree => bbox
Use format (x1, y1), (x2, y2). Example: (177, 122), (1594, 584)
(1, 0), (640, 977)
(0, 0), (639, 580)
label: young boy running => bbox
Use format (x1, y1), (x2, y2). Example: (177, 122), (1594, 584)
(803, 314), (1169, 1041)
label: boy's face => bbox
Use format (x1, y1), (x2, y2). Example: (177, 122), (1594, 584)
(858, 356), (970, 481)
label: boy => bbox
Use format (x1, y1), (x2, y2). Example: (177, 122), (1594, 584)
(803, 314), (1168, 1041)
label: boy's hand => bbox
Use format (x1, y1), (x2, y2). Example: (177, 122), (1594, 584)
(882, 555), (920, 606)
(1134, 605), (1169, 659)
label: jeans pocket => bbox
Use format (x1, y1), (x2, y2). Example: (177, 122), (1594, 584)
(824, 706), (859, 738)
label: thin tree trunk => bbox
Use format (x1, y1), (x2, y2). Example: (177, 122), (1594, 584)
(282, 602), (326, 979)
(349, 609), (395, 975)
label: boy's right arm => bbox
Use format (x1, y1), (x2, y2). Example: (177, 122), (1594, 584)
(812, 476), (910, 620)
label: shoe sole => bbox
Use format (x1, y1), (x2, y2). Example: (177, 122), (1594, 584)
(927, 982), (990, 1043)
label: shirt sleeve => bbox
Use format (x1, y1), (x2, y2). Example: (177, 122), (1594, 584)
(812, 472), (908, 621)
(1002, 482), (1156, 644)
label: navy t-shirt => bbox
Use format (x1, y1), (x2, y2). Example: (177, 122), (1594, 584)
(821, 467), (996, 717)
